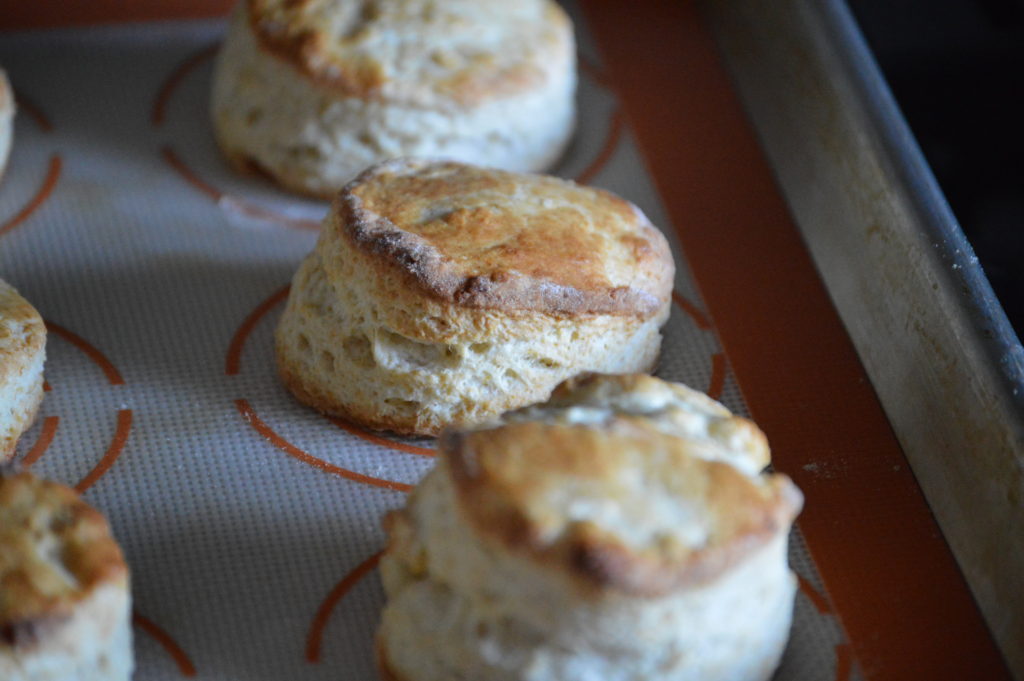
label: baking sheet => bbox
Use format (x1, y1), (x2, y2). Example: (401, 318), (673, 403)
(706, 2), (1024, 676)
(0, 7), (853, 679)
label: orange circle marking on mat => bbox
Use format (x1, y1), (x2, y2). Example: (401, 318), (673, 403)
(797, 573), (833, 615)
(835, 643), (853, 681)
(225, 284), (292, 376)
(133, 611), (198, 677)
(21, 325), (128, 483)
(74, 409), (132, 493)
(235, 399), (413, 492)
(574, 107), (624, 185)
(161, 146), (322, 231)
(13, 89), (54, 132)
(327, 416), (435, 458)
(152, 43), (218, 126)
(671, 290), (712, 330)
(578, 53), (610, 88)
(45, 319), (125, 385)
(20, 415), (60, 467)
(0, 155), (62, 238)
(707, 352), (726, 400)
(306, 551), (383, 663)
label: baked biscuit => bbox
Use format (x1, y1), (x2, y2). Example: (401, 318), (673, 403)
(0, 278), (46, 461)
(210, 0), (576, 198)
(0, 69), (13, 179)
(378, 373), (803, 681)
(275, 160), (674, 436)
(0, 467), (133, 681)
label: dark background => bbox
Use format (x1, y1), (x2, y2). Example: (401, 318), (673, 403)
(849, 0), (1024, 337)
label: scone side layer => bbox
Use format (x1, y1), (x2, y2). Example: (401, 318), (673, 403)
(275, 301), (663, 437)
(441, 420), (803, 597)
(275, 340), (440, 437)
(335, 159), (675, 318)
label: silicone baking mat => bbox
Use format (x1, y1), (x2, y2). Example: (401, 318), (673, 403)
(0, 3), (1002, 680)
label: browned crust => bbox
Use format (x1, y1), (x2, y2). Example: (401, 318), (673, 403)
(248, 3), (388, 100)
(0, 280), (45, 388)
(1, 279), (46, 459)
(0, 467), (127, 649)
(245, 0), (568, 107)
(333, 160), (674, 317)
(441, 422), (802, 597)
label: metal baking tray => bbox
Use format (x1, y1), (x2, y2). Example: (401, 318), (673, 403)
(706, 1), (1024, 677)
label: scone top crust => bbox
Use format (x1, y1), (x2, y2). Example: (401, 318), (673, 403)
(0, 279), (45, 389)
(335, 160), (675, 317)
(529, 372), (771, 475)
(247, 0), (573, 107)
(440, 373), (802, 597)
(0, 468), (127, 647)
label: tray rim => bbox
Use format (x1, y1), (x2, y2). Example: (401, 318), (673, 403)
(705, 0), (1024, 677)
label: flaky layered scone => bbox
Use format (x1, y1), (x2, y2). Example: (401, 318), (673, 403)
(0, 69), (13, 179)
(0, 279), (46, 461)
(275, 160), (674, 436)
(210, 0), (576, 198)
(378, 373), (803, 681)
(0, 468), (133, 681)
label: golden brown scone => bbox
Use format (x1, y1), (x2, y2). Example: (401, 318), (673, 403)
(378, 373), (803, 681)
(0, 278), (46, 461)
(0, 467), (133, 681)
(210, 0), (576, 198)
(275, 159), (675, 436)
(0, 69), (13, 180)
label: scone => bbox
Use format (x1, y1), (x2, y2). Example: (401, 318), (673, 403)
(0, 68), (13, 179)
(1, 279), (46, 461)
(378, 373), (803, 681)
(275, 159), (675, 436)
(210, 0), (576, 198)
(0, 467), (133, 681)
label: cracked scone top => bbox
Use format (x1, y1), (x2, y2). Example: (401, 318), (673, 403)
(0, 278), (46, 461)
(378, 373), (803, 681)
(0, 468), (133, 681)
(210, 0), (576, 197)
(275, 160), (675, 436)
